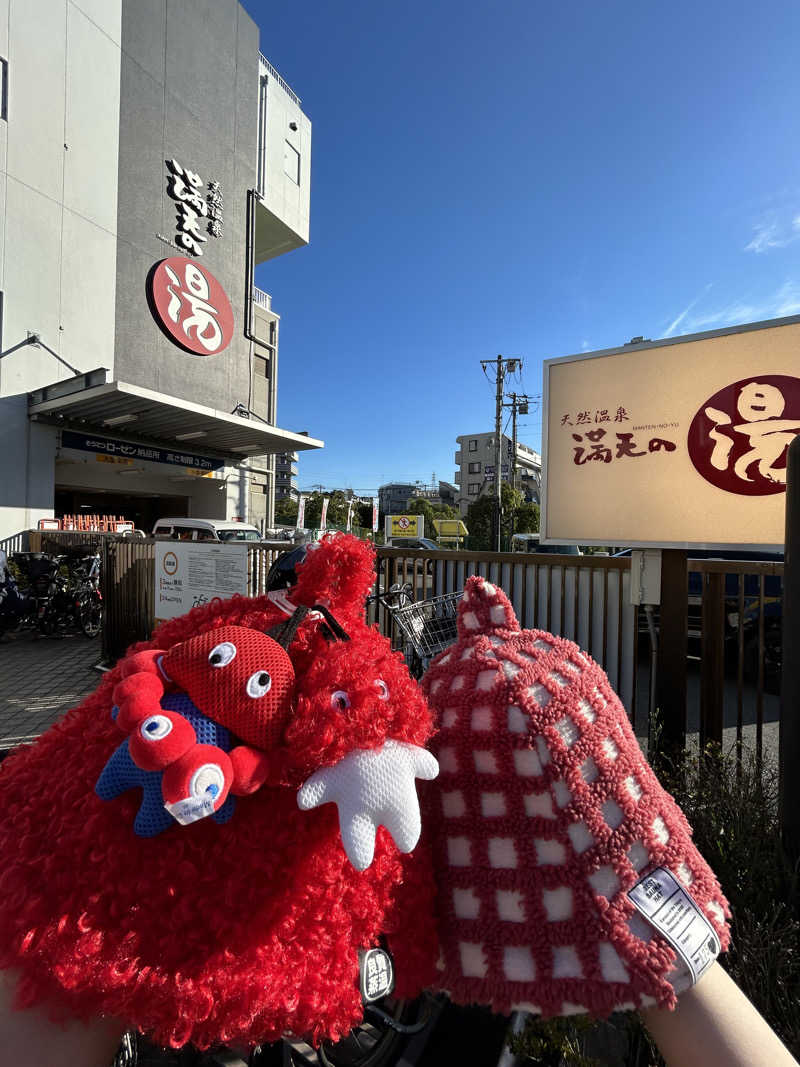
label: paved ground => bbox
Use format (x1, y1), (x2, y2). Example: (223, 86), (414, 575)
(0, 631), (103, 750)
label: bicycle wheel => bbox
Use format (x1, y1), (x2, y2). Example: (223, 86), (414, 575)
(256, 997), (431, 1067)
(79, 593), (103, 638)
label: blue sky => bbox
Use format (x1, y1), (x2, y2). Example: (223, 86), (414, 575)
(249, 0), (800, 497)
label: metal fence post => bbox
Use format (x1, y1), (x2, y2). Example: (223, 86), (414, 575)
(780, 435), (800, 856)
(700, 571), (725, 750)
(656, 549), (688, 757)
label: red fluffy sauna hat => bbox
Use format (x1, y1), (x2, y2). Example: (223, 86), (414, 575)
(0, 535), (439, 1050)
(423, 576), (730, 1018)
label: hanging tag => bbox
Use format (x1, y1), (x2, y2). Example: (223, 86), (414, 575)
(358, 947), (395, 1003)
(628, 867), (720, 986)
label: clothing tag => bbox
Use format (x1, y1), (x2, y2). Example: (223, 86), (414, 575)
(358, 947), (395, 1003)
(628, 867), (719, 986)
(165, 795), (216, 826)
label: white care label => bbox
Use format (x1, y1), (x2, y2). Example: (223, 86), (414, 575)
(165, 795), (216, 826)
(627, 867), (720, 985)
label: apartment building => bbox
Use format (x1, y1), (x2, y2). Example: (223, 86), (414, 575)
(454, 432), (542, 515)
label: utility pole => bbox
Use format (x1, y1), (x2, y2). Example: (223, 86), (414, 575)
(506, 392), (531, 493)
(481, 355), (522, 551)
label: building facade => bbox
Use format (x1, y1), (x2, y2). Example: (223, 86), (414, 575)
(378, 482), (417, 517)
(0, 0), (320, 542)
(454, 433), (542, 516)
(275, 450), (299, 500)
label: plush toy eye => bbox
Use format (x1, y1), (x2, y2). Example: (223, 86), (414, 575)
(375, 679), (390, 701)
(331, 690), (350, 711)
(209, 642), (237, 667)
(246, 670), (272, 698)
(189, 762), (226, 799)
(140, 714), (173, 740)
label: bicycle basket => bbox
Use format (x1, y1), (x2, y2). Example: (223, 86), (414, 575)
(390, 592), (463, 659)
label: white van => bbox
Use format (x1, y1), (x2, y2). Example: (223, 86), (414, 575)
(152, 518), (263, 542)
(510, 533), (582, 555)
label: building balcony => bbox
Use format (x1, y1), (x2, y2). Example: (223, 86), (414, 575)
(454, 451), (462, 465)
(255, 55), (311, 264)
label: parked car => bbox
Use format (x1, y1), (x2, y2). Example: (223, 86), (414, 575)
(386, 537), (447, 552)
(152, 518), (263, 542)
(510, 533), (582, 555)
(614, 548), (783, 684)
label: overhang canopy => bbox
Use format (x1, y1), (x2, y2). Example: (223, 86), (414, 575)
(28, 370), (323, 460)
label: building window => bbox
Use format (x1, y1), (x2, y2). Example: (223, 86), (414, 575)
(468, 440), (477, 452)
(284, 141), (300, 184)
(468, 483), (479, 495)
(0, 58), (7, 121)
(252, 353), (270, 421)
(468, 462), (481, 474)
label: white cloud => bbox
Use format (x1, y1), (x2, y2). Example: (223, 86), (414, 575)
(664, 280), (800, 338)
(663, 284), (713, 338)
(581, 339), (591, 351)
(744, 212), (800, 253)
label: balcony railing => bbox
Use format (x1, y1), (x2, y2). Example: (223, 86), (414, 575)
(259, 53), (301, 106)
(252, 286), (271, 311)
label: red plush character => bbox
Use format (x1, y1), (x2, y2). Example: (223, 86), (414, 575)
(0, 535), (440, 1052)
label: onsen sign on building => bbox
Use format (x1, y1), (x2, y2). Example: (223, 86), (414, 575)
(148, 256), (234, 356)
(541, 316), (800, 550)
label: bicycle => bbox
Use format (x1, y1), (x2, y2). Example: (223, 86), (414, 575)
(381, 590), (463, 680)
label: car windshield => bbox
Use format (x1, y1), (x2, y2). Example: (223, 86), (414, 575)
(218, 529), (261, 541)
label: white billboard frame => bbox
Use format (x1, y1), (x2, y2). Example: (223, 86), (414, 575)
(541, 313), (800, 552)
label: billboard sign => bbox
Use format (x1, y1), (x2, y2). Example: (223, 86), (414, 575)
(385, 514), (424, 539)
(154, 541), (248, 623)
(542, 317), (800, 549)
(433, 519), (468, 538)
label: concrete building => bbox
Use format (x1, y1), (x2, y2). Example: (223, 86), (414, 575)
(275, 450), (299, 500)
(378, 482), (417, 517)
(0, 0), (321, 543)
(454, 433), (542, 516)
(409, 480), (459, 510)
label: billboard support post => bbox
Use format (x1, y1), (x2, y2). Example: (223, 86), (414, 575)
(655, 550), (688, 761)
(780, 435), (800, 857)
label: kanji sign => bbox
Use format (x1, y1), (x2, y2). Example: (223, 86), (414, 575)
(165, 159), (224, 255)
(61, 430), (223, 472)
(688, 375), (800, 495)
(542, 318), (800, 548)
(149, 256), (234, 356)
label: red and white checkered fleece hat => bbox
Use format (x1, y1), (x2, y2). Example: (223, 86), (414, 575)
(422, 575), (730, 1018)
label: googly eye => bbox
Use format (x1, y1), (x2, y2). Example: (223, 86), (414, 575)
(375, 679), (390, 701)
(246, 670), (272, 698)
(331, 690), (350, 711)
(209, 642), (237, 667)
(189, 762), (226, 799)
(140, 714), (173, 740)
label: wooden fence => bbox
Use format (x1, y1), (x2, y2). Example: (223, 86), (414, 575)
(10, 533), (784, 769)
(101, 540), (292, 660)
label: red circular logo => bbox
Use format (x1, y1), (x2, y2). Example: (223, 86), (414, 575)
(149, 256), (234, 356)
(687, 375), (800, 495)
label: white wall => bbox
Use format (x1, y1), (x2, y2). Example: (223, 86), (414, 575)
(257, 57), (311, 246)
(0, 0), (122, 540)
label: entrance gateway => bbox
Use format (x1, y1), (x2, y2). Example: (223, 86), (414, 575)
(11, 371), (323, 543)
